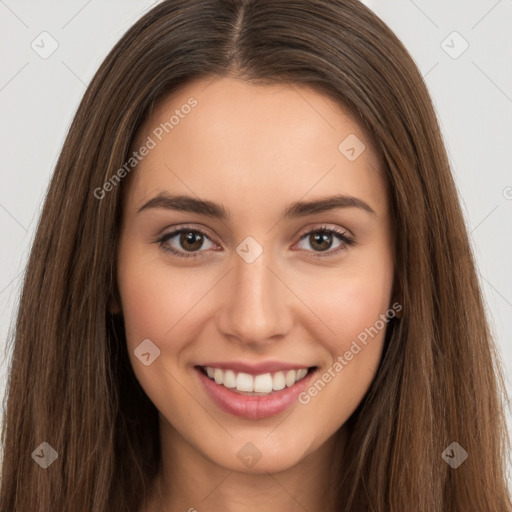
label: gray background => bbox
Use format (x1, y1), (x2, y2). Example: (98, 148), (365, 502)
(1, 0), (511, 486)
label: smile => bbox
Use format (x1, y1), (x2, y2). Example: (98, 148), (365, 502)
(195, 364), (318, 419)
(203, 366), (310, 394)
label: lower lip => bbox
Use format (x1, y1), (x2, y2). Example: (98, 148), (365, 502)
(195, 367), (317, 420)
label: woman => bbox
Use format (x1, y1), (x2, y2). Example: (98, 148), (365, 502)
(1, 1), (510, 511)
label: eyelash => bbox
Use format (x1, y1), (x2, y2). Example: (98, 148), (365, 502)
(155, 224), (355, 260)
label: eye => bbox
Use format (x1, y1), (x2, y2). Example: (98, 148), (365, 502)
(156, 227), (217, 259)
(155, 224), (355, 259)
(294, 225), (355, 258)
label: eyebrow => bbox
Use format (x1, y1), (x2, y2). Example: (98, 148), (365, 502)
(137, 192), (376, 218)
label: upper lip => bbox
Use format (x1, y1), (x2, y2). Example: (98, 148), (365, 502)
(197, 360), (315, 375)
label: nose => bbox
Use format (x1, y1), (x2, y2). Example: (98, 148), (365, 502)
(215, 250), (293, 349)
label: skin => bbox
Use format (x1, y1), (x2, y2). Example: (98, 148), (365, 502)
(116, 77), (395, 512)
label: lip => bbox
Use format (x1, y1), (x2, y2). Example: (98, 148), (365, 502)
(195, 365), (318, 420)
(199, 360), (311, 375)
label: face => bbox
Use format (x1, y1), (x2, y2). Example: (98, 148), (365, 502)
(116, 77), (395, 474)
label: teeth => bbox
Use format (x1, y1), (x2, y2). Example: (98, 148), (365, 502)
(254, 373), (273, 393)
(202, 366), (310, 394)
(223, 369), (236, 388)
(297, 368), (308, 380)
(235, 372), (254, 392)
(214, 368), (223, 385)
(272, 371), (286, 391)
(285, 370), (296, 387)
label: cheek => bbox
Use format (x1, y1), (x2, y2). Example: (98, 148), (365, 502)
(296, 251), (393, 404)
(116, 252), (206, 410)
(295, 257), (394, 418)
(304, 261), (394, 348)
(117, 249), (202, 352)
(117, 263), (166, 347)
(117, 230), (221, 338)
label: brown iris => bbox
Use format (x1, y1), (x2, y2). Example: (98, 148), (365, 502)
(180, 231), (204, 251)
(309, 231), (333, 252)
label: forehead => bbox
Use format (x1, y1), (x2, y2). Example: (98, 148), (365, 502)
(126, 77), (387, 220)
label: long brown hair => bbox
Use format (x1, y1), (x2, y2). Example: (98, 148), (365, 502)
(1, 1), (510, 510)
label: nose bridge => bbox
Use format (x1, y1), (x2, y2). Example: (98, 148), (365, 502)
(215, 247), (292, 344)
